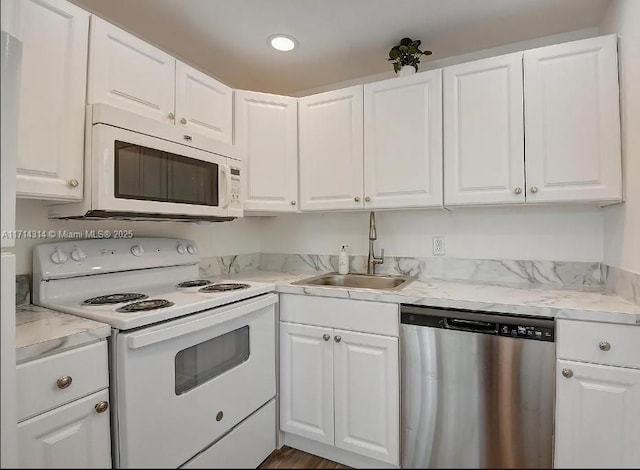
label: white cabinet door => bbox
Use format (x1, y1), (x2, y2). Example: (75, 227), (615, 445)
(524, 35), (622, 203)
(175, 61), (232, 143)
(333, 330), (399, 465)
(299, 86), (364, 211)
(364, 70), (443, 209)
(280, 322), (334, 445)
(444, 53), (525, 206)
(555, 360), (640, 468)
(89, 16), (175, 123)
(235, 91), (298, 211)
(18, 389), (112, 469)
(11, 0), (88, 200)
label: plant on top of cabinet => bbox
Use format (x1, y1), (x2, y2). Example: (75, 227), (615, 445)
(388, 37), (432, 74)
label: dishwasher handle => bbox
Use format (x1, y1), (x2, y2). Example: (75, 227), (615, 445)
(444, 317), (498, 334)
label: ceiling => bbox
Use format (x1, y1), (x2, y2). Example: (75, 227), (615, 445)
(71, 0), (611, 95)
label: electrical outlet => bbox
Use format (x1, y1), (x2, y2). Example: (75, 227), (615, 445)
(432, 236), (445, 256)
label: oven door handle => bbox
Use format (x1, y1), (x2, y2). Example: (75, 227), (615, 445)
(127, 294), (277, 349)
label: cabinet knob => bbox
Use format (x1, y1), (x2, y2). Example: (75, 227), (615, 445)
(95, 401), (109, 413)
(514, 187), (522, 195)
(68, 179), (79, 188)
(56, 376), (72, 389)
(365, 196), (371, 202)
(529, 186), (539, 194)
(354, 196), (360, 203)
(599, 341), (611, 351)
(168, 112), (175, 120)
(216, 411), (223, 422)
(290, 200), (297, 206)
(180, 117), (188, 124)
(562, 368), (573, 378)
(334, 335), (342, 343)
(323, 334), (330, 341)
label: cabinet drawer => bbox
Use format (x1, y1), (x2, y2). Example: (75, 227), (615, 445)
(17, 341), (108, 421)
(557, 320), (640, 369)
(280, 294), (398, 337)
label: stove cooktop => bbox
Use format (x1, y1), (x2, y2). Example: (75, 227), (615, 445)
(39, 279), (275, 330)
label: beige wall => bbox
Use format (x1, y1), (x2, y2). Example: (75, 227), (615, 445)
(600, 0), (640, 273)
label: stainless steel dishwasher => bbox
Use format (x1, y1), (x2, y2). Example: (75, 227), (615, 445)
(401, 305), (555, 469)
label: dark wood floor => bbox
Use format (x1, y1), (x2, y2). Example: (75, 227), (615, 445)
(259, 446), (351, 469)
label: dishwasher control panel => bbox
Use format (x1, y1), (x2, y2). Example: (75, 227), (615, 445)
(498, 324), (554, 342)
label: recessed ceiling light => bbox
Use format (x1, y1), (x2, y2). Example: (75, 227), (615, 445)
(268, 34), (297, 52)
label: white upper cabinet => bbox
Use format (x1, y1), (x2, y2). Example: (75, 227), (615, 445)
(89, 17), (232, 143)
(8, 0), (89, 200)
(364, 70), (443, 209)
(299, 86), (364, 211)
(89, 16), (175, 124)
(176, 61), (232, 143)
(524, 35), (622, 203)
(444, 52), (525, 206)
(235, 91), (298, 211)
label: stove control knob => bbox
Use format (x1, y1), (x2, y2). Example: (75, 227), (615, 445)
(186, 244), (197, 255)
(176, 243), (187, 254)
(130, 244), (144, 257)
(70, 247), (86, 262)
(50, 248), (68, 264)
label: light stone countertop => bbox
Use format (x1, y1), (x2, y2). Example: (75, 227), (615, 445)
(222, 270), (640, 325)
(16, 305), (111, 363)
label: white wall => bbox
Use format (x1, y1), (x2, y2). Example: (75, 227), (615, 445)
(293, 28), (599, 97)
(261, 206), (603, 262)
(14, 199), (263, 274)
(600, 0), (640, 274)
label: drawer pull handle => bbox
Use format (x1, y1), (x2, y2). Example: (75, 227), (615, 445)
(599, 341), (611, 351)
(562, 368), (573, 379)
(56, 376), (72, 389)
(95, 401), (109, 413)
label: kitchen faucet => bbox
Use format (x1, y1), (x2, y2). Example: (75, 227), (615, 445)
(367, 211), (384, 274)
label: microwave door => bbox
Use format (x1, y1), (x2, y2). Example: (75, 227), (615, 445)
(92, 124), (230, 217)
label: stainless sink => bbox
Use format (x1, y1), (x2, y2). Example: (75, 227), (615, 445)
(291, 272), (414, 291)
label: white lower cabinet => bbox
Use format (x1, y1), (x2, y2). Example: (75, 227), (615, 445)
(18, 389), (111, 469)
(555, 320), (640, 468)
(16, 340), (111, 469)
(279, 295), (400, 467)
(333, 329), (399, 464)
(280, 322), (334, 445)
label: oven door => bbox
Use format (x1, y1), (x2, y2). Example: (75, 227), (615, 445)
(91, 124), (233, 217)
(114, 294), (277, 468)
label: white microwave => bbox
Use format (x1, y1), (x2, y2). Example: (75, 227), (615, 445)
(49, 104), (242, 221)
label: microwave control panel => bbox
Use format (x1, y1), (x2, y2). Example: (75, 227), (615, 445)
(230, 167), (241, 209)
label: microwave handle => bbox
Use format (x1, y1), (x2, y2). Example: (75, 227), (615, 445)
(220, 164), (232, 209)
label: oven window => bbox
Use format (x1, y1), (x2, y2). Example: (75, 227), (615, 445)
(174, 326), (250, 395)
(115, 141), (219, 206)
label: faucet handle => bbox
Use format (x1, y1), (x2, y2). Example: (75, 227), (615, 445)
(380, 248), (384, 260)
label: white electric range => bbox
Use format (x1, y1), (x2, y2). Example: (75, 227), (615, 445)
(32, 238), (277, 469)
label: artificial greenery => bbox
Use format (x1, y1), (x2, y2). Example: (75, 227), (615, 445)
(388, 37), (432, 73)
